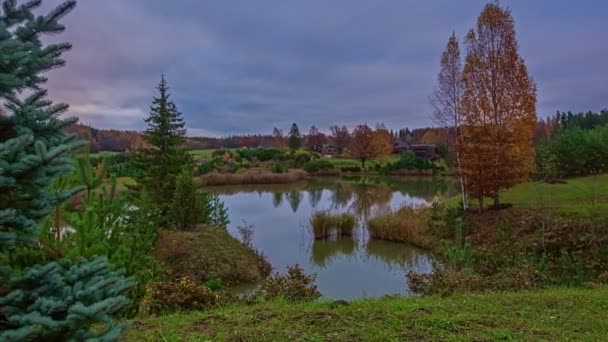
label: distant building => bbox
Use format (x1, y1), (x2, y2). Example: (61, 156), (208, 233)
(410, 144), (439, 160)
(313, 144), (339, 155)
(392, 140), (411, 154)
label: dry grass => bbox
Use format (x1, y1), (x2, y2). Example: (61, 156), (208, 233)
(201, 170), (308, 186)
(310, 211), (356, 239)
(367, 205), (432, 248)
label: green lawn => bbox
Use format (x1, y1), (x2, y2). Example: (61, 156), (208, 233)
(325, 155), (400, 169)
(126, 286), (608, 341)
(454, 174), (608, 217)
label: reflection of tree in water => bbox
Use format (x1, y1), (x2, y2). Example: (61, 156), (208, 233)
(310, 237), (356, 268)
(349, 184), (393, 221)
(330, 183), (353, 209)
(308, 188), (323, 209)
(272, 192), (283, 208)
(287, 190), (302, 212)
(364, 240), (432, 271)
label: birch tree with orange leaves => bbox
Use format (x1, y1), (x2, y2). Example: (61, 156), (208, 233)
(429, 32), (468, 209)
(459, 3), (537, 211)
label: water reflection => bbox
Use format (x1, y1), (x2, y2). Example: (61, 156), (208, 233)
(209, 176), (452, 299)
(310, 237), (357, 268)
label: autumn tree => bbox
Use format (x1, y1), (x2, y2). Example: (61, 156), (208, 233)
(288, 122), (302, 152)
(272, 127), (285, 148)
(429, 32), (468, 209)
(373, 123), (394, 156)
(307, 125), (326, 149)
(349, 124), (392, 168)
(459, 3), (537, 211)
(329, 125), (351, 154)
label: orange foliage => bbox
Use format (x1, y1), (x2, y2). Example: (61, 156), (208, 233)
(459, 3), (537, 210)
(349, 124), (392, 168)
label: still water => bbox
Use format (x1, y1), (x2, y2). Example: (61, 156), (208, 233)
(209, 176), (454, 300)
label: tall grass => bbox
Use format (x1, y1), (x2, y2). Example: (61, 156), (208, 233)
(367, 205), (432, 249)
(201, 170), (307, 186)
(309, 211), (356, 239)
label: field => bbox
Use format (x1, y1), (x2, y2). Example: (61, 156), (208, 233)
(126, 285), (608, 341)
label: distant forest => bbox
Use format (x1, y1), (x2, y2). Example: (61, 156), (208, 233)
(68, 109), (607, 152)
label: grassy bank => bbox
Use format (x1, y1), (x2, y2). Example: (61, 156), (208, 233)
(155, 227), (271, 285)
(454, 174), (608, 218)
(127, 286), (608, 341)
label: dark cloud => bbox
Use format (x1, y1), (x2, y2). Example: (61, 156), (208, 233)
(42, 0), (608, 136)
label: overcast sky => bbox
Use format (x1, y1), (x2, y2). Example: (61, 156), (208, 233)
(43, 0), (607, 137)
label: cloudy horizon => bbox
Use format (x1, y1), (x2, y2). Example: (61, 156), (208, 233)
(42, 0), (608, 137)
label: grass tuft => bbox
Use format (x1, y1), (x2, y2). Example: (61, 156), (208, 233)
(310, 211), (356, 239)
(367, 204), (432, 248)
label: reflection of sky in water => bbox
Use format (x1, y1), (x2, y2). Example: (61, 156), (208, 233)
(215, 178), (448, 300)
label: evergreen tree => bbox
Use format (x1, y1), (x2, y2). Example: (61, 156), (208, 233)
(171, 167), (229, 230)
(136, 76), (190, 217)
(288, 123), (301, 152)
(0, 1), (132, 339)
(171, 167), (203, 230)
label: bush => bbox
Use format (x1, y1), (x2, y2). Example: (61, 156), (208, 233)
(271, 163), (286, 173)
(199, 158), (222, 175)
(237, 148), (284, 162)
(140, 277), (229, 315)
(383, 152), (437, 175)
(289, 149), (320, 167)
(303, 159), (336, 173)
(257, 265), (321, 302)
(538, 125), (608, 178)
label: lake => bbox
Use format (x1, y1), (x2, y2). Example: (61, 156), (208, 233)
(208, 176), (454, 300)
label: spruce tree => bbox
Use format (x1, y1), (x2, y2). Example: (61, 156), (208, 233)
(0, 1), (132, 340)
(288, 123), (301, 152)
(136, 76), (190, 217)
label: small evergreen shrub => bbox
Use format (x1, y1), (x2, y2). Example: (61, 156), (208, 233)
(171, 168), (229, 229)
(271, 163), (285, 173)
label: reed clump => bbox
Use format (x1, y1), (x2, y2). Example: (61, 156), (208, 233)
(201, 170), (307, 186)
(367, 205), (432, 248)
(310, 211), (356, 239)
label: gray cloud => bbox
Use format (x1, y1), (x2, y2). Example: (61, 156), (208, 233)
(41, 0), (608, 136)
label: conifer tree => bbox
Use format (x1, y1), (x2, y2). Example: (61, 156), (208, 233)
(0, 1), (132, 339)
(136, 76), (190, 217)
(288, 123), (301, 152)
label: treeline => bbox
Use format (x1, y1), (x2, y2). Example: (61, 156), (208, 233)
(535, 110), (608, 179)
(66, 124), (147, 152)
